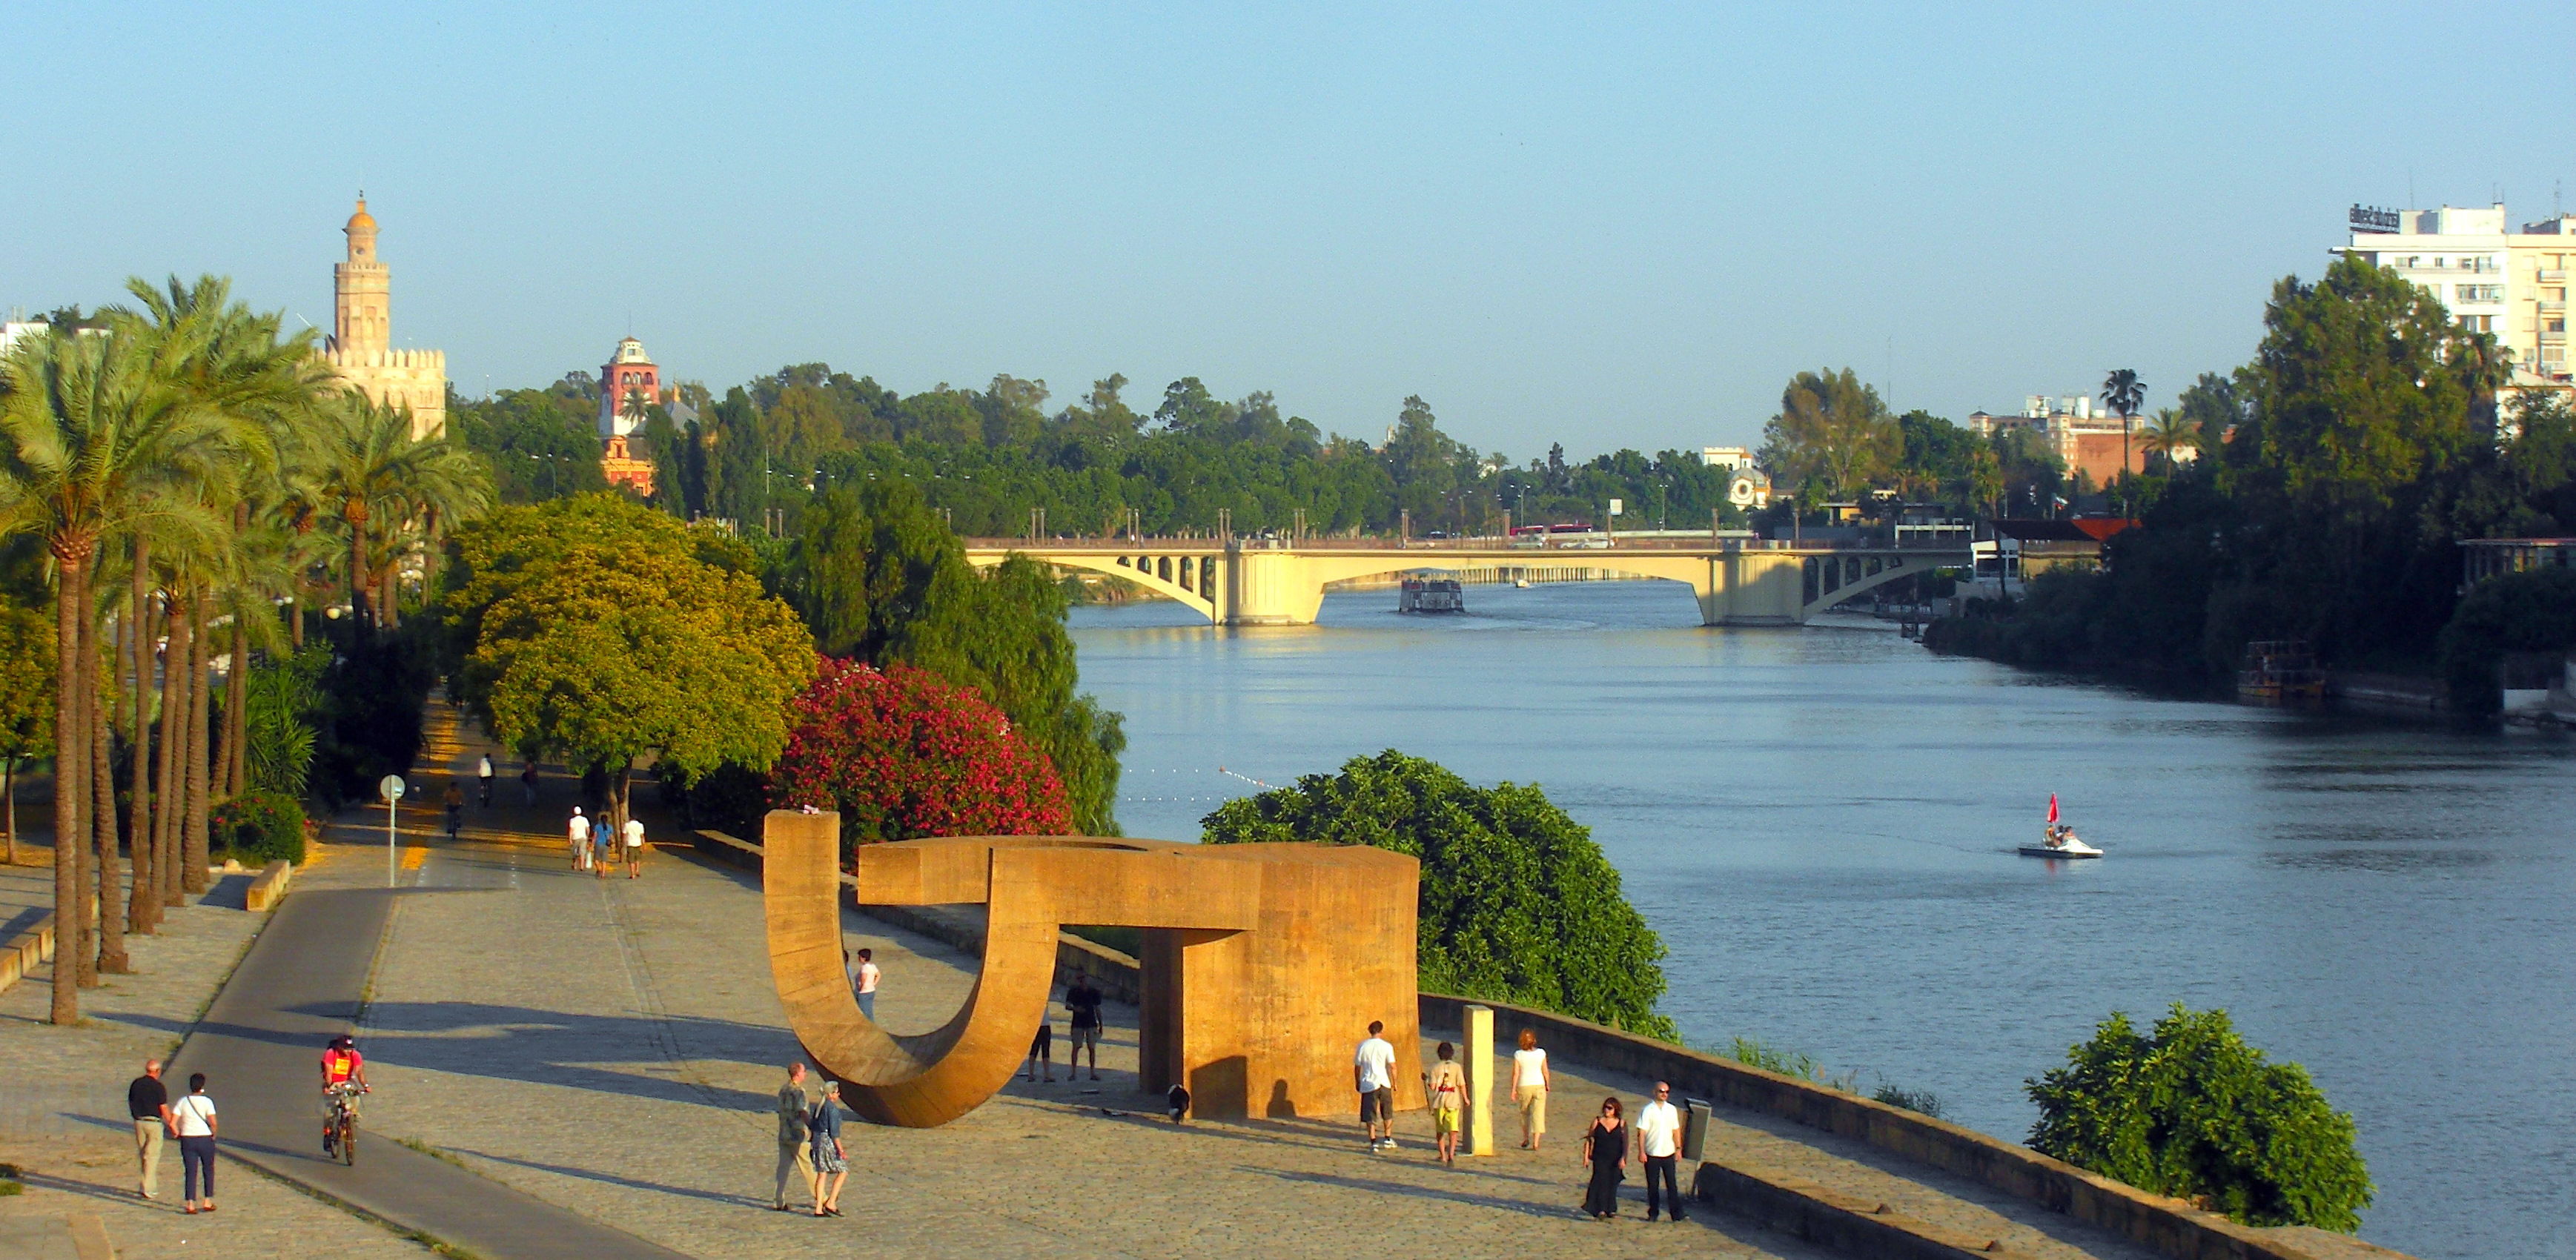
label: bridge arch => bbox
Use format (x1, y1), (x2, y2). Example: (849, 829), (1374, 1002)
(968, 548), (1220, 624)
(1800, 551), (1934, 616)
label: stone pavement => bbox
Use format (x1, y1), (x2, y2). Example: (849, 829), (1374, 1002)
(347, 706), (1842, 1259)
(0, 841), (434, 1258)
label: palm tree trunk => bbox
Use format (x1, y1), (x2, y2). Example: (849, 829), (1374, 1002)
(126, 568), (156, 935)
(90, 629), (126, 975)
(50, 549), (85, 1023)
(182, 588), (212, 895)
(216, 613), (247, 798)
(346, 503), (370, 634)
(155, 594), (189, 910)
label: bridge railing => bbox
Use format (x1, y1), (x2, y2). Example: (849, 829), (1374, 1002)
(962, 535), (1972, 554)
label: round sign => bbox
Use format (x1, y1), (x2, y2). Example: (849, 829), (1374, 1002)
(379, 775), (406, 802)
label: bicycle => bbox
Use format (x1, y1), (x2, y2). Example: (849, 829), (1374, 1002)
(324, 1082), (365, 1167)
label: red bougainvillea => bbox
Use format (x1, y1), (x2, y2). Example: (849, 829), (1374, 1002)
(768, 659), (1073, 855)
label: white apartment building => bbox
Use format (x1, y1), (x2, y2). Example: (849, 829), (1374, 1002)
(2334, 202), (2576, 398)
(1700, 445), (1752, 468)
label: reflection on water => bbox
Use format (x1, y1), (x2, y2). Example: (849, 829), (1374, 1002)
(1070, 580), (2576, 1259)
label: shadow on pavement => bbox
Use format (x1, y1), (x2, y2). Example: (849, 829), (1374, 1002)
(446, 1146), (773, 1210)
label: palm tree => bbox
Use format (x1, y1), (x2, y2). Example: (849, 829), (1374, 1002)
(0, 327), (233, 1024)
(111, 276), (316, 902)
(2136, 408), (2202, 472)
(311, 394), (439, 631)
(2452, 329), (2512, 437)
(2099, 369), (2146, 515)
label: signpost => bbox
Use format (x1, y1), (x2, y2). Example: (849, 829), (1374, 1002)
(379, 775), (405, 887)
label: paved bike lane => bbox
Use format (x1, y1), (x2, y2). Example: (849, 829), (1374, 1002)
(169, 878), (688, 1259)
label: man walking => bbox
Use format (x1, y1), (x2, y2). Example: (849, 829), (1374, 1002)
(1635, 1081), (1687, 1222)
(127, 1058), (172, 1199)
(520, 761), (540, 806)
(772, 1063), (814, 1212)
(477, 753), (494, 806)
(568, 808), (592, 872)
(593, 809), (617, 878)
(849, 948), (879, 1021)
(1354, 1019), (1397, 1151)
(1064, 975), (1104, 1081)
(623, 813), (646, 878)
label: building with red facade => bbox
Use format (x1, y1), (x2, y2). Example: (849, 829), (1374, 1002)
(599, 336), (660, 495)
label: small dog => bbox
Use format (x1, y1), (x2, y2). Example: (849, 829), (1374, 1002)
(1165, 1084), (1191, 1124)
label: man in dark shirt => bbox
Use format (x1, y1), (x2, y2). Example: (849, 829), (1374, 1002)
(128, 1058), (173, 1200)
(1064, 977), (1105, 1081)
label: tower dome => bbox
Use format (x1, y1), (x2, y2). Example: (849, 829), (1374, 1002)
(345, 197), (377, 233)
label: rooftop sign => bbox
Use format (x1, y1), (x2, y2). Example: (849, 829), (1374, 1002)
(2350, 204), (2401, 234)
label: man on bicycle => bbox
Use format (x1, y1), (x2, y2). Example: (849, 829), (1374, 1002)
(320, 1035), (369, 1154)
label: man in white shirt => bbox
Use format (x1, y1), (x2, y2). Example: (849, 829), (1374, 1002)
(1633, 1080), (1687, 1222)
(567, 809), (592, 871)
(476, 754), (494, 806)
(1352, 1020), (1398, 1151)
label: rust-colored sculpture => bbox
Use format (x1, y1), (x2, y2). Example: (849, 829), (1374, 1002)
(764, 811), (1424, 1127)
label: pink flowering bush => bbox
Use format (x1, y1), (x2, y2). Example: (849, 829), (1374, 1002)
(768, 658), (1073, 859)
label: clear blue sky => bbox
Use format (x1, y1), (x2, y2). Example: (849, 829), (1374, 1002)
(5, 2), (2569, 457)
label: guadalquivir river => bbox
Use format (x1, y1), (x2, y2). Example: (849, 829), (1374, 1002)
(1069, 579), (2576, 1260)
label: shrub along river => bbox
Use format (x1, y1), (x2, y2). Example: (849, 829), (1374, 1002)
(1070, 578), (2576, 1260)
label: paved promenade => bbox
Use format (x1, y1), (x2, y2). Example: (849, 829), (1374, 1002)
(0, 841), (435, 1258)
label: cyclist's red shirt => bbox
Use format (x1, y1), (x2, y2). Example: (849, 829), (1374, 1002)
(322, 1048), (363, 1084)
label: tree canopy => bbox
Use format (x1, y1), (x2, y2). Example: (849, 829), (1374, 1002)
(767, 659), (1073, 856)
(1202, 750), (1675, 1039)
(786, 479), (1125, 834)
(444, 493), (815, 818)
(2028, 1004), (2372, 1232)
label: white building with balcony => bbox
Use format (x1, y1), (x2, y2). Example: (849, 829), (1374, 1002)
(2334, 202), (2576, 399)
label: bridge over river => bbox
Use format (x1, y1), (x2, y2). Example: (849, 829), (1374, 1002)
(964, 535), (1973, 626)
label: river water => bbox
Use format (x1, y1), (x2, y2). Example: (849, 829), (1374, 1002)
(1069, 579), (2576, 1260)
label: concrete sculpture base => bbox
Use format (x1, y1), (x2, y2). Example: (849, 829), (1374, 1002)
(763, 811), (1425, 1127)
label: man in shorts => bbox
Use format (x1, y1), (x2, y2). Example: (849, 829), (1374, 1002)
(1064, 975), (1105, 1081)
(1353, 1019), (1397, 1151)
(567, 807), (591, 871)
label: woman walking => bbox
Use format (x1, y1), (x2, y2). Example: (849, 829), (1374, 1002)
(1512, 1029), (1550, 1150)
(1578, 1095), (1626, 1221)
(172, 1072), (219, 1216)
(809, 1080), (848, 1216)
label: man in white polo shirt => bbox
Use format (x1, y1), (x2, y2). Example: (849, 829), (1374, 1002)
(1634, 1080), (1687, 1222)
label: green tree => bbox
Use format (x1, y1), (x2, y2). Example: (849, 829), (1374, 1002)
(0, 596), (54, 865)
(1761, 368), (1895, 501)
(2136, 408), (2200, 471)
(2100, 368), (2146, 513)
(1202, 750), (1675, 1038)
(786, 480), (1125, 833)
(447, 494), (815, 826)
(2027, 1004), (2372, 1232)
(0, 320), (239, 1020)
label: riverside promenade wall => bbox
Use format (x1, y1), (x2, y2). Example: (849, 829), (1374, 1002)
(1420, 995), (2388, 1260)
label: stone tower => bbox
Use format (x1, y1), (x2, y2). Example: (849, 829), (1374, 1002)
(321, 197), (447, 440)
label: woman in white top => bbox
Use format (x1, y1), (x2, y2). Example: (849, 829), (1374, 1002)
(1511, 1029), (1551, 1150)
(170, 1072), (219, 1214)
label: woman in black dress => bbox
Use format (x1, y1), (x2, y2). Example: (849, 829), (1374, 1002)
(1579, 1095), (1627, 1219)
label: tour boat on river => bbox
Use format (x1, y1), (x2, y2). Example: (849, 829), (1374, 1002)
(2019, 794), (2103, 858)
